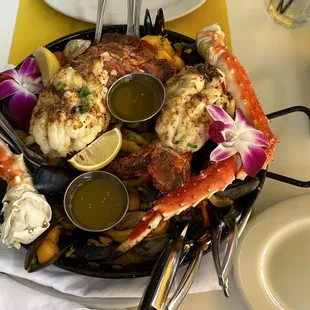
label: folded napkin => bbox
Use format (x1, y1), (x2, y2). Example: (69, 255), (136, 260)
(0, 241), (220, 309)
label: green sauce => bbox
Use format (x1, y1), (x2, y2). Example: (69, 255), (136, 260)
(109, 78), (163, 121)
(70, 178), (127, 230)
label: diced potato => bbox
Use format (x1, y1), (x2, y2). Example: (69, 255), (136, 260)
(157, 50), (173, 62)
(160, 37), (175, 57)
(106, 228), (133, 243)
(99, 236), (113, 246)
(209, 195), (233, 207)
(149, 220), (168, 236)
(172, 55), (185, 71)
(37, 240), (60, 264)
(123, 175), (149, 187)
(141, 35), (162, 48)
(127, 187), (140, 211)
(46, 226), (61, 243)
(121, 139), (141, 153)
(122, 129), (149, 147)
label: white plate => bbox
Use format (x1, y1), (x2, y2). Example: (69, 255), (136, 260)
(44, 0), (206, 25)
(234, 193), (310, 310)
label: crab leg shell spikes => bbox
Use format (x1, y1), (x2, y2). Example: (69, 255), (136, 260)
(196, 24), (278, 179)
(116, 157), (238, 254)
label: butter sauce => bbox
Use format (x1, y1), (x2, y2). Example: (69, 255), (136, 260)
(70, 178), (127, 230)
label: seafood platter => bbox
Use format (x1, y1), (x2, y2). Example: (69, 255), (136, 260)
(0, 9), (308, 281)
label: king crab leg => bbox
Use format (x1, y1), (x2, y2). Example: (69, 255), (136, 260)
(117, 24), (278, 254)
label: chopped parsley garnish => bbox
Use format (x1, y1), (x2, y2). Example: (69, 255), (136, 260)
(80, 102), (90, 114)
(184, 48), (192, 54)
(78, 87), (90, 98)
(187, 143), (198, 149)
(126, 132), (137, 141)
(86, 94), (93, 101)
(56, 81), (64, 90)
(173, 42), (182, 51)
(72, 102), (90, 114)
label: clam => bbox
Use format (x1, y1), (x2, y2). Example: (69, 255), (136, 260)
(63, 39), (91, 62)
(33, 166), (78, 195)
(24, 223), (74, 272)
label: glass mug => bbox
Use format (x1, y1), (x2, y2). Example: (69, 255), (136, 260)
(267, 0), (310, 28)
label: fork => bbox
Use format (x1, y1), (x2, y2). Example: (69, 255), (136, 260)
(126, 0), (142, 37)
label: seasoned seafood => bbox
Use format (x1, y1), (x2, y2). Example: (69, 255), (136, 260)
(107, 139), (192, 194)
(156, 63), (235, 153)
(30, 34), (175, 158)
(0, 140), (52, 249)
(117, 24), (278, 254)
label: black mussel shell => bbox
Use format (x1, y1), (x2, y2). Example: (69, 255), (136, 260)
(24, 223), (75, 273)
(73, 244), (117, 261)
(137, 185), (160, 203)
(115, 211), (146, 230)
(215, 177), (260, 200)
(33, 165), (78, 195)
(154, 8), (165, 36)
(181, 43), (204, 66)
(143, 9), (154, 35)
(105, 235), (169, 266)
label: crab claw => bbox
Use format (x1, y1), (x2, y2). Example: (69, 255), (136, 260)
(116, 210), (162, 253)
(116, 157), (238, 254)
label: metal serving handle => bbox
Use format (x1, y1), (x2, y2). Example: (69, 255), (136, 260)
(266, 105), (310, 187)
(0, 111), (47, 167)
(94, 0), (107, 44)
(139, 223), (189, 310)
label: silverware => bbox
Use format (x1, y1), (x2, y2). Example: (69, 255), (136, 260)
(126, 0), (134, 35)
(211, 206), (241, 297)
(126, 0), (142, 37)
(134, 0), (142, 37)
(0, 111), (47, 167)
(139, 223), (189, 310)
(94, 0), (107, 44)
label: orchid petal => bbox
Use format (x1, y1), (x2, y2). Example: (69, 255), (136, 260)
(210, 144), (238, 162)
(239, 129), (269, 147)
(0, 80), (23, 100)
(1, 69), (19, 82)
(208, 121), (226, 143)
(207, 105), (234, 125)
(234, 140), (267, 176)
(9, 91), (37, 126)
(18, 58), (38, 79)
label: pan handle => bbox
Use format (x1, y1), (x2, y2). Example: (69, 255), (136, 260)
(266, 105), (310, 188)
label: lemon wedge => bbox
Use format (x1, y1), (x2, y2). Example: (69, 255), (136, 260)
(33, 46), (60, 86)
(68, 128), (122, 171)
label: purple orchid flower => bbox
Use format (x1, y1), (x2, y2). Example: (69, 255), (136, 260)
(0, 58), (42, 126)
(207, 105), (269, 177)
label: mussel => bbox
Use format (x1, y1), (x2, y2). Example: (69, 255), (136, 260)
(144, 9), (154, 35)
(137, 184), (160, 203)
(143, 8), (165, 36)
(63, 39), (91, 62)
(105, 234), (169, 266)
(115, 211), (146, 230)
(215, 177), (260, 201)
(33, 165), (78, 195)
(24, 223), (75, 272)
(154, 8), (165, 36)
